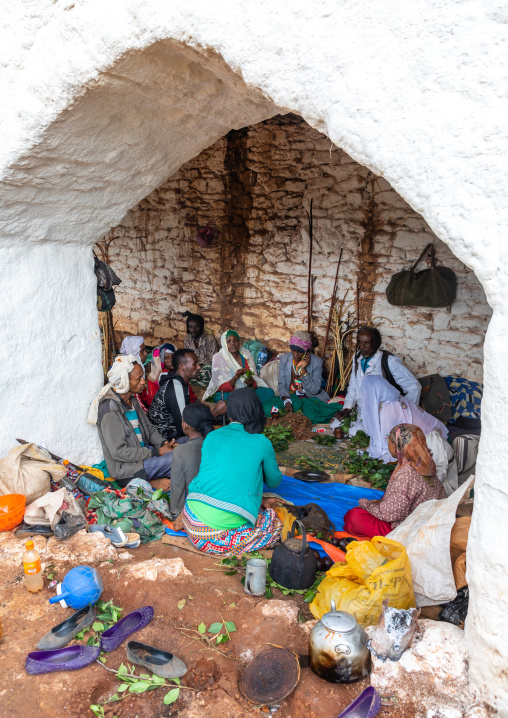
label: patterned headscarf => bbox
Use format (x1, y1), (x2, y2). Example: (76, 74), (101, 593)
(289, 330), (312, 352)
(389, 423), (436, 477)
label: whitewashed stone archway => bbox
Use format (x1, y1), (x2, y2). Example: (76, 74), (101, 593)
(0, 2), (507, 712)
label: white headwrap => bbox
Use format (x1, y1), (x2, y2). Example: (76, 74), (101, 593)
(120, 336), (145, 375)
(202, 331), (268, 400)
(87, 354), (136, 425)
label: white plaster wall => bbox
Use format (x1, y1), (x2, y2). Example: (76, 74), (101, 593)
(0, 1), (507, 711)
(0, 244), (102, 460)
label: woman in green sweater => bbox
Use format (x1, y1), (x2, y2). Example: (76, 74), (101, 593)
(182, 389), (283, 554)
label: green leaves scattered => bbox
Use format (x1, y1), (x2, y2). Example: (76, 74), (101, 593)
(205, 618), (237, 643)
(177, 598), (186, 610)
(163, 688), (180, 705)
(78, 599), (123, 647)
(348, 430), (370, 449)
(313, 434), (336, 446)
(208, 622), (222, 634)
(197, 622), (206, 634)
(263, 424), (295, 452)
(342, 449), (394, 489)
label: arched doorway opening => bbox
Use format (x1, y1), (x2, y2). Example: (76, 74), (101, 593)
(0, 24), (506, 712)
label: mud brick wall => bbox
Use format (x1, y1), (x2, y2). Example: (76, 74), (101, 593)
(98, 116), (491, 381)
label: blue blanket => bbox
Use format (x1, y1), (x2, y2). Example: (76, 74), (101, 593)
(165, 476), (382, 542)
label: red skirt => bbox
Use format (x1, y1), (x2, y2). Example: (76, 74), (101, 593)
(343, 507), (392, 539)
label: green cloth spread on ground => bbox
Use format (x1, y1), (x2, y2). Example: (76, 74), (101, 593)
(262, 394), (338, 424)
(187, 500), (247, 529)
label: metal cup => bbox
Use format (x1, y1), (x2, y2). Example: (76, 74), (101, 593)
(244, 558), (267, 596)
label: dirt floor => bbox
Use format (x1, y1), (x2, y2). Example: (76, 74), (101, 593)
(0, 537), (419, 718)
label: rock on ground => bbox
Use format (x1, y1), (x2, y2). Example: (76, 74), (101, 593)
(367, 619), (471, 717)
(0, 529), (117, 566)
(117, 557), (191, 581)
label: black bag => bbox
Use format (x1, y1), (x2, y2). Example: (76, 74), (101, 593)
(386, 244), (456, 307)
(94, 256), (122, 291)
(419, 374), (452, 423)
(97, 287), (116, 312)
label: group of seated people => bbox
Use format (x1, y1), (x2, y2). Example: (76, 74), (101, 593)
(87, 317), (459, 553)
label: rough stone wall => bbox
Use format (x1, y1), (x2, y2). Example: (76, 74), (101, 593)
(102, 117), (490, 381)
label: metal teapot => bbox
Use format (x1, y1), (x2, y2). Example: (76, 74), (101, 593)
(309, 601), (371, 683)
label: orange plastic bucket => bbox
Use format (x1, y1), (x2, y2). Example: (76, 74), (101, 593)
(0, 494), (26, 532)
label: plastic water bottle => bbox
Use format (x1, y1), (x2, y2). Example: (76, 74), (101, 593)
(256, 347), (268, 373)
(23, 540), (44, 593)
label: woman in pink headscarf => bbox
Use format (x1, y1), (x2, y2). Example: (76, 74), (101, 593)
(278, 330), (330, 412)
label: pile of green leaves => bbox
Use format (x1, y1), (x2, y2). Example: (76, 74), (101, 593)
(342, 450), (395, 489)
(349, 430), (370, 449)
(245, 369), (254, 380)
(263, 424), (295, 452)
(340, 407), (357, 433)
(313, 434), (336, 447)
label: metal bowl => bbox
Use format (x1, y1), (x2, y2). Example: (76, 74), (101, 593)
(293, 470), (330, 483)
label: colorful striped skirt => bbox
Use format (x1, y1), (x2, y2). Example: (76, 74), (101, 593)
(182, 503), (282, 555)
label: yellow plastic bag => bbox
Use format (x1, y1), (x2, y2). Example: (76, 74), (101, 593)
(310, 537), (415, 626)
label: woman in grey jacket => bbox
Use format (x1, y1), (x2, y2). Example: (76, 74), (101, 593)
(277, 331), (330, 412)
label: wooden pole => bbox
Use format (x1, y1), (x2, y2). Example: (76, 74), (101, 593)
(323, 247), (343, 360)
(306, 199), (314, 333)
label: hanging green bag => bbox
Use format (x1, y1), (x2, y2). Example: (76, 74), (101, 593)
(386, 244), (456, 308)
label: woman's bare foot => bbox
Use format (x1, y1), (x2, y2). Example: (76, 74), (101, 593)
(173, 513), (185, 531)
(150, 478), (171, 491)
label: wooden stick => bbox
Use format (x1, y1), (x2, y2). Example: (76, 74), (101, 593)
(323, 247), (343, 360)
(306, 199), (314, 333)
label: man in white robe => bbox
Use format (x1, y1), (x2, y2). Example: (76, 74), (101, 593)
(336, 327), (421, 433)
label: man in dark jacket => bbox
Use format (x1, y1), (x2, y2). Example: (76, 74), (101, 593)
(148, 349), (226, 441)
(97, 362), (175, 489)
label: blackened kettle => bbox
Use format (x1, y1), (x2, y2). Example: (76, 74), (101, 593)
(269, 520), (317, 590)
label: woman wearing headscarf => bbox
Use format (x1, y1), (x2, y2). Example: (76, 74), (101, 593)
(182, 389), (283, 554)
(183, 311), (219, 388)
(169, 403), (214, 523)
(143, 342), (177, 406)
(120, 336), (148, 374)
(203, 330), (273, 401)
(343, 423), (447, 538)
(360, 375), (457, 494)
(88, 355), (174, 490)
(278, 330), (330, 410)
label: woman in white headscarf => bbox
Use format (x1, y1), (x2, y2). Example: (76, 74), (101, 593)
(120, 336), (148, 375)
(88, 354), (137, 425)
(203, 330), (272, 401)
(360, 375), (457, 494)
(144, 342), (176, 407)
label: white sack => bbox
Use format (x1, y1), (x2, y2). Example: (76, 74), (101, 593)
(24, 488), (84, 529)
(425, 428), (459, 495)
(260, 358), (280, 395)
(388, 475), (474, 607)
(0, 443), (68, 504)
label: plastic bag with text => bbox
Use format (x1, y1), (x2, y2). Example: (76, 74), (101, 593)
(309, 536), (415, 626)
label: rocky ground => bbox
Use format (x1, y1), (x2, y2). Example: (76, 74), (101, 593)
(0, 531), (421, 718)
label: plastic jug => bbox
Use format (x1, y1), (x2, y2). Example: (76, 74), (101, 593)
(49, 565), (103, 609)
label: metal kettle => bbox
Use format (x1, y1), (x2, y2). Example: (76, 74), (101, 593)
(269, 520), (317, 590)
(309, 601), (371, 683)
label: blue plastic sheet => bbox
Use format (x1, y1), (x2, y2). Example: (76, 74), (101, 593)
(165, 475), (382, 539)
(263, 475), (382, 531)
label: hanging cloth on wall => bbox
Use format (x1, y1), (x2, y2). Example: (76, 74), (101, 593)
(94, 256), (122, 312)
(385, 243), (456, 308)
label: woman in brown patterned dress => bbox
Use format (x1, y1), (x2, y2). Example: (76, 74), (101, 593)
(344, 423), (447, 538)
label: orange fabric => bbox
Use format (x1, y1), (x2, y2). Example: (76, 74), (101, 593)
(296, 530), (368, 562)
(391, 424), (436, 477)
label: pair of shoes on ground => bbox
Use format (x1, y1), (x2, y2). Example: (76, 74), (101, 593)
(15, 512), (87, 541)
(26, 605), (187, 679)
(88, 524), (141, 549)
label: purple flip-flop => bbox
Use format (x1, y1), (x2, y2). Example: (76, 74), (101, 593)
(100, 606), (154, 652)
(337, 687), (382, 718)
(26, 645), (100, 675)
